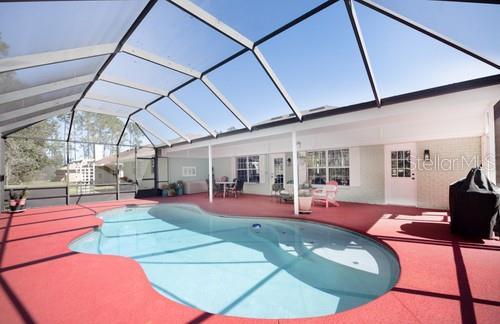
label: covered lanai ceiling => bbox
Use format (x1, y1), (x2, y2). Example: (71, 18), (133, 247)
(0, 0), (499, 148)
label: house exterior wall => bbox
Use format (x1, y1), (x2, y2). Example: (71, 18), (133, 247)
(95, 166), (115, 185)
(161, 85), (496, 209)
(166, 137), (481, 209)
(336, 145), (385, 204)
(121, 161), (135, 182)
(168, 157), (209, 184)
(205, 146), (383, 202)
(416, 136), (481, 210)
(213, 158), (232, 180)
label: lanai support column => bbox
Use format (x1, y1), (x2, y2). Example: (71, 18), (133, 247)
(292, 131), (299, 215)
(116, 147), (120, 201)
(208, 144), (213, 203)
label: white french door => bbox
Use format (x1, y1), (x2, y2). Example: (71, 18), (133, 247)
(269, 154), (285, 192)
(384, 143), (417, 206)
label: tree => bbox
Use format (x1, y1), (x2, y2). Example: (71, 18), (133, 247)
(122, 122), (148, 147)
(0, 33), (23, 93)
(5, 117), (66, 185)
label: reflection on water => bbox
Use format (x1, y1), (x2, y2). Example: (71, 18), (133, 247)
(70, 203), (399, 319)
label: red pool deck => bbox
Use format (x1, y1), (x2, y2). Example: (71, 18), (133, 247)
(1, 194), (499, 323)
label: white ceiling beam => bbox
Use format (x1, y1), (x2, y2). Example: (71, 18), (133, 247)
(76, 98), (137, 118)
(253, 47), (303, 120)
(0, 94), (80, 121)
(0, 43), (116, 73)
(147, 108), (191, 143)
(99, 74), (169, 97)
(121, 44), (202, 78)
(84, 95), (144, 110)
(0, 74), (94, 105)
(168, 0), (254, 49)
(0, 106), (72, 134)
(201, 76), (252, 130)
(168, 94), (217, 138)
(131, 117), (172, 147)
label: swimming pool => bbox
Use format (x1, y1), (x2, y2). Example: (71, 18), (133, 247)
(69, 204), (400, 319)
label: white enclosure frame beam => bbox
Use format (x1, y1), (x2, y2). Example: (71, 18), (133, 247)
(83, 95), (145, 110)
(201, 76), (253, 130)
(0, 94), (80, 121)
(131, 118), (172, 147)
(78, 94), (185, 144)
(344, 0), (381, 107)
(147, 107), (192, 143)
(167, 0), (302, 121)
(168, 94), (218, 138)
(0, 74), (94, 105)
(208, 143), (213, 203)
(135, 124), (156, 147)
(253, 48), (303, 120)
(0, 43), (116, 73)
(168, 0), (254, 49)
(98, 76), (217, 140)
(292, 131), (299, 215)
(356, 0), (500, 70)
(77, 101), (136, 118)
(100, 74), (169, 96)
(0, 107), (72, 134)
(121, 44), (202, 78)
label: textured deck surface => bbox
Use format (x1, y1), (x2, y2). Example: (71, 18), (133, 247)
(1, 194), (499, 323)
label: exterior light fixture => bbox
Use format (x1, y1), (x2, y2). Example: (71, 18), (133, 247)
(424, 149), (430, 161)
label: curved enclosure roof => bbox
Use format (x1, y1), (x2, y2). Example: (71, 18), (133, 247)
(1, 0), (499, 147)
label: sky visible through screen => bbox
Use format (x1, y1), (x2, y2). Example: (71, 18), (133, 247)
(0, 0), (499, 141)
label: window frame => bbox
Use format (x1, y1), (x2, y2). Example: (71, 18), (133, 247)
(327, 148), (350, 186)
(236, 155), (260, 184)
(304, 148), (350, 186)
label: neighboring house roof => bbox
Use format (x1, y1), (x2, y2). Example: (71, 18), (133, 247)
(94, 146), (155, 166)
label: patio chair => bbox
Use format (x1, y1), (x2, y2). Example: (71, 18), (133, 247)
(279, 189), (294, 204)
(271, 183), (283, 201)
(312, 180), (340, 208)
(227, 179), (244, 198)
(210, 179), (224, 197)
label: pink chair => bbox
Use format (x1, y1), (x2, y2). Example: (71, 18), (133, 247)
(312, 181), (340, 208)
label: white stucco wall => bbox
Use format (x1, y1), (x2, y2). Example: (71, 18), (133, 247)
(336, 145), (385, 204)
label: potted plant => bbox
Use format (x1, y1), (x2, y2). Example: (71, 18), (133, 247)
(176, 180), (184, 196)
(167, 183), (177, 197)
(298, 185), (312, 214)
(9, 189), (28, 212)
(19, 189), (28, 207)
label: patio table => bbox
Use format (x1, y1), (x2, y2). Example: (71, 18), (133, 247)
(215, 181), (235, 198)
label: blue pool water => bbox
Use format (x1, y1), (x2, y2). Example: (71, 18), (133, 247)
(69, 204), (400, 319)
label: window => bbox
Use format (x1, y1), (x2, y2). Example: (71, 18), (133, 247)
(328, 149), (350, 186)
(305, 149), (350, 186)
(391, 150), (411, 178)
(236, 156), (260, 183)
(182, 166), (196, 177)
(306, 151), (326, 185)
